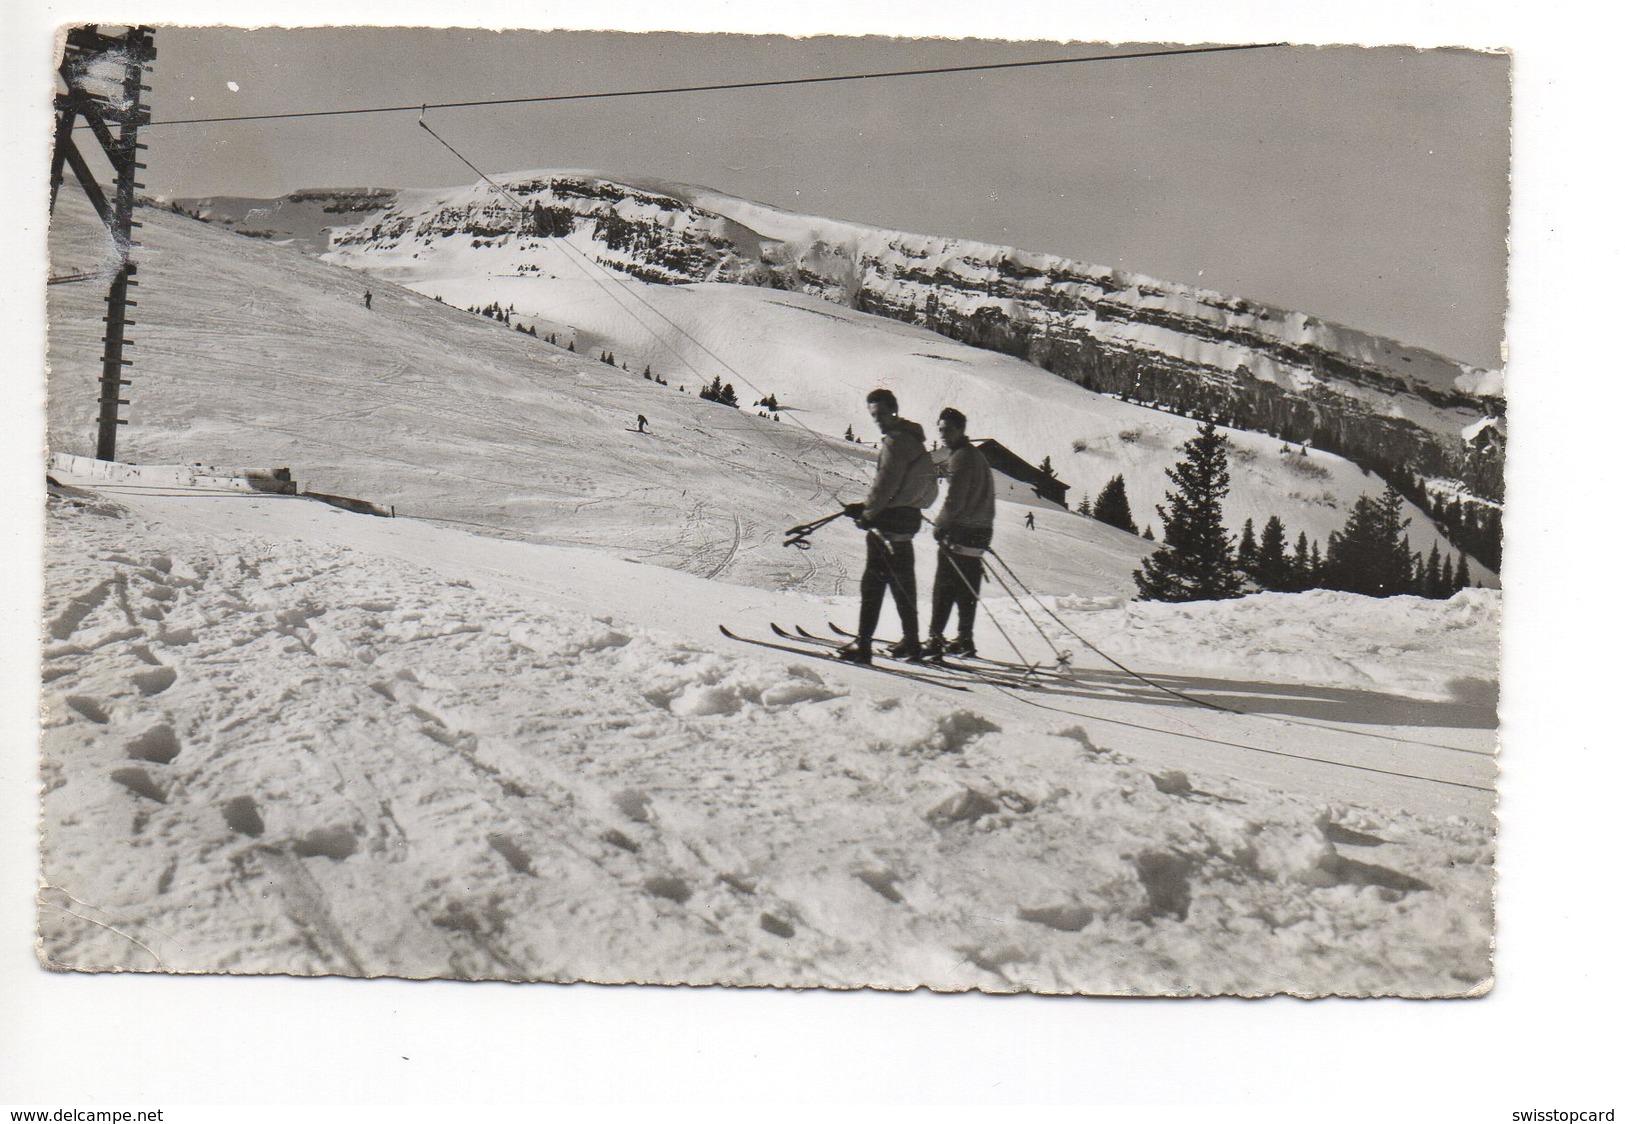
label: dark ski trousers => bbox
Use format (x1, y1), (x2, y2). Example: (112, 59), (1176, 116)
(929, 547), (984, 640)
(858, 532), (918, 642)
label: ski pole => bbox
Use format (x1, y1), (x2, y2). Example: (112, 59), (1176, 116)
(918, 514), (1039, 672)
(985, 547), (1235, 714)
(783, 510), (848, 550)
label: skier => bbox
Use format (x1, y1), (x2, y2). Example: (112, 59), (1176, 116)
(363, 289), (372, 310)
(636, 413), (649, 433)
(1024, 511), (1035, 530)
(924, 408), (994, 660)
(838, 388), (938, 664)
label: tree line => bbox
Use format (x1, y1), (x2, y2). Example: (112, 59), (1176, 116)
(1118, 422), (1485, 603)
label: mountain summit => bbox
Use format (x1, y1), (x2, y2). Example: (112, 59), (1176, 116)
(177, 170), (1505, 503)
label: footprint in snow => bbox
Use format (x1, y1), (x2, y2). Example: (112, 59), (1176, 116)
(759, 913), (795, 939)
(614, 789), (653, 824)
(1135, 851), (1195, 922)
(111, 766), (167, 804)
(132, 666), (178, 696)
(487, 832), (535, 875)
(292, 826), (359, 861)
(126, 724), (181, 764)
(49, 579), (113, 641)
(65, 695), (109, 724)
(602, 829), (641, 854)
(856, 869), (903, 903)
(222, 795), (265, 837)
(1017, 903), (1095, 932)
(644, 875), (691, 904)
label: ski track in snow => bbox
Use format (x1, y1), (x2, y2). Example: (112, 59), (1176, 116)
(38, 488), (1495, 994)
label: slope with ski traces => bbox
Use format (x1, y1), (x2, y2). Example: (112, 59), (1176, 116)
(40, 190), (1497, 994)
(47, 192), (1151, 599)
(323, 195), (1489, 582)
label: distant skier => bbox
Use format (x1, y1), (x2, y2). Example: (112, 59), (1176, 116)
(1024, 511), (1036, 531)
(636, 414), (649, 433)
(837, 388), (938, 665)
(924, 408), (994, 660)
(363, 289), (372, 310)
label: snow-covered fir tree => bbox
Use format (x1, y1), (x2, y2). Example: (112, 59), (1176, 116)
(1325, 485), (1412, 597)
(1237, 518), (1258, 576)
(1092, 474), (1135, 533)
(1133, 421), (1242, 602)
(1255, 515), (1291, 591)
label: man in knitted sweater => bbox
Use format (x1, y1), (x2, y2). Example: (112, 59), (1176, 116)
(838, 388), (938, 664)
(924, 407), (995, 660)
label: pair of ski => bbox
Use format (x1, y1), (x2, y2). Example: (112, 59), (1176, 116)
(802, 623), (1082, 693)
(717, 624), (973, 691)
(718, 621), (1070, 693)
(815, 621), (1074, 682)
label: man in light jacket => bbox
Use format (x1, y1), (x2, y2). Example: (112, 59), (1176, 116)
(924, 407), (995, 660)
(839, 388), (938, 664)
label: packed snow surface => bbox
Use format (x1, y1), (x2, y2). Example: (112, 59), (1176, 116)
(41, 482), (1494, 994)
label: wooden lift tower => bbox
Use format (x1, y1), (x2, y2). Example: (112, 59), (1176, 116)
(49, 25), (156, 462)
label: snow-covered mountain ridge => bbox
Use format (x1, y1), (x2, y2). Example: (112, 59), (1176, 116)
(76, 188), (1491, 585)
(206, 170), (1507, 500)
(168, 187), (397, 256)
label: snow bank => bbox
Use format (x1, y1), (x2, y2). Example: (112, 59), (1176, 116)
(38, 488), (1493, 995)
(1036, 588), (1501, 704)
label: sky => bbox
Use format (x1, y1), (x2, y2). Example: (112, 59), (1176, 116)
(137, 30), (1510, 369)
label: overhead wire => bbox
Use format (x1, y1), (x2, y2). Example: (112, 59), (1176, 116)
(981, 545), (1491, 755)
(148, 43), (1286, 127)
(977, 678), (1495, 794)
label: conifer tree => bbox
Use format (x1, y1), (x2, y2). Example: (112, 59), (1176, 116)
(1440, 553), (1456, 593)
(1454, 550), (1472, 592)
(1039, 455), (1056, 478)
(1143, 524), (1155, 540)
(1237, 518), (1259, 577)
(1325, 486), (1412, 596)
(1424, 544), (1443, 599)
(1133, 421), (1242, 602)
(1075, 496), (1091, 517)
(1092, 474), (1135, 533)
(844, 425), (855, 442)
(1291, 531), (1312, 591)
(1256, 515), (1291, 591)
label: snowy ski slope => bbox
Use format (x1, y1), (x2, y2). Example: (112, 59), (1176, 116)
(39, 189), (1498, 994)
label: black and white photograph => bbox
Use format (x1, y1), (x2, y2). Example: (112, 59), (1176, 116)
(34, 23), (1507, 996)
(4, 0), (1617, 1114)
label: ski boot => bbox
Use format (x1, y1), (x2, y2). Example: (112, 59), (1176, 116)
(944, 634), (977, 659)
(888, 636), (925, 663)
(920, 634), (948, 661)
(836, 638), (873, 665)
